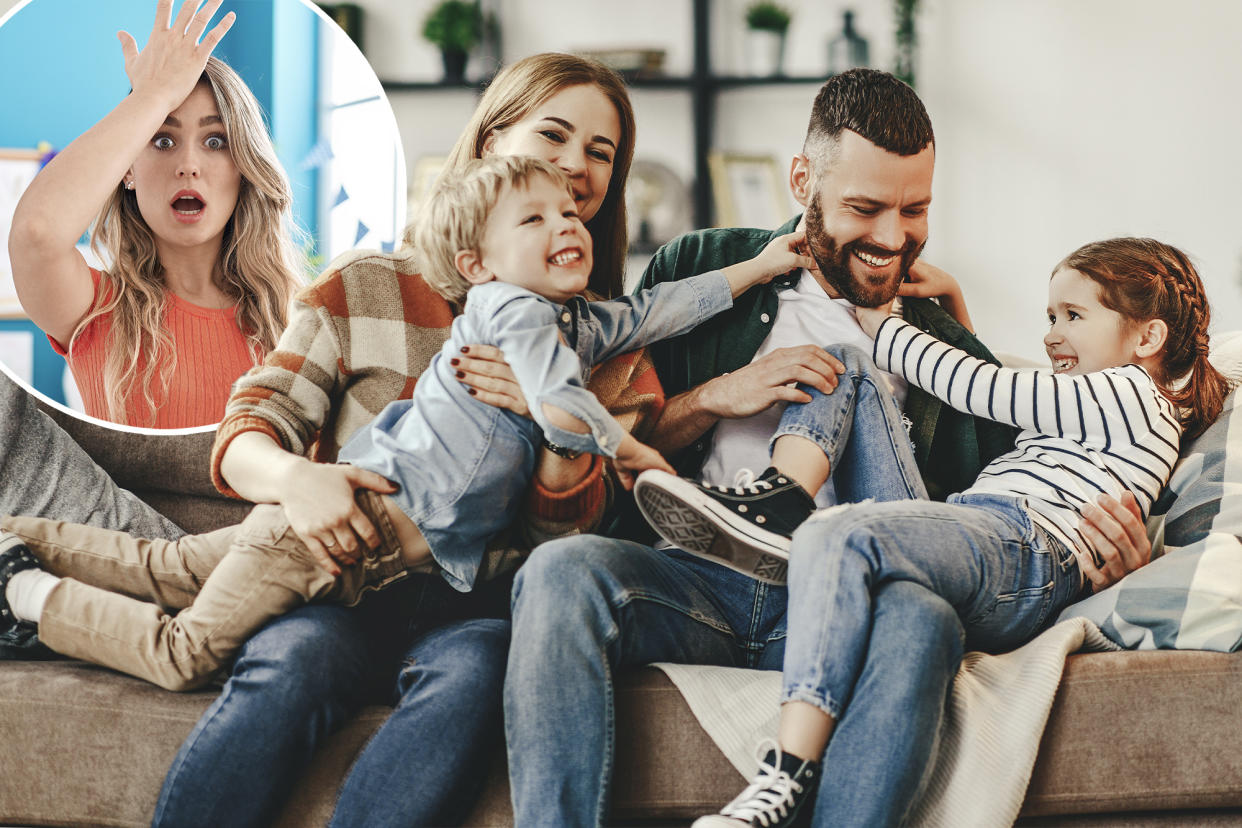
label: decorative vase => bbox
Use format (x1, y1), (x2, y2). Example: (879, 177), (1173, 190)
(441, 48), (468, 84)
(828, 10), (869, 74)
(745, 29), (785, 77)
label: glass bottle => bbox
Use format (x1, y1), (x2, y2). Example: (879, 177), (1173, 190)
(828, 10), (869, 75)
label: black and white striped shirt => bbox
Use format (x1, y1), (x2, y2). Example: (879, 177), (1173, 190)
(874, 318), (1182, 572)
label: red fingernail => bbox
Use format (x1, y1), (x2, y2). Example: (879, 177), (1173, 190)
(450, 358), (460, 366)
(460, 346), (470, 354)
(468, 388), (477, 396)
(456, 370), (466, 378)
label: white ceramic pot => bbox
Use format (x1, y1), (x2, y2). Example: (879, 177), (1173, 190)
(745, 29), (785, 77)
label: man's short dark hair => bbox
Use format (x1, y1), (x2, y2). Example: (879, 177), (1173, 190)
(804, 68), (934, 171)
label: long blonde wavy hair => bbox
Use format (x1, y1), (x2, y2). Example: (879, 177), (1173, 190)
(431, 52), (636, 300)
(76, 56), (302, 425)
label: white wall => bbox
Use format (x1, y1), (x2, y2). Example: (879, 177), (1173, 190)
(3, 0), (1239, 362)
(920, 0), (1242, 360)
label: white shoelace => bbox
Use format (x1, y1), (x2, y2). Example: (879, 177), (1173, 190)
(717, 739), (804, 827)
(706, 468), (774, 496)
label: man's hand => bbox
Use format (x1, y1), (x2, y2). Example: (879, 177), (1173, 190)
(695, 345), (846, 420)
(1078, 491), (1152, 591)
(612, 434), (674, 490)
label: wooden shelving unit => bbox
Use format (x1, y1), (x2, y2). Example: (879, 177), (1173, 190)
(381, 0), (829, 228)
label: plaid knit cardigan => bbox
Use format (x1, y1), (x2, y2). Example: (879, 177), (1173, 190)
(211, 248), (664, 557)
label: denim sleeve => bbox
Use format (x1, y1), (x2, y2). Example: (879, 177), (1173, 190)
(479, 291), (627, 457)
(584, 270), (732, 365)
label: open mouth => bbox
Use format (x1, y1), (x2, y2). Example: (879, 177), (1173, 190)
(852, 248), (898, 269)
(1052, 357), (1077, 373)
(171, 191), (206, 216)
(549, 248), (583, 266)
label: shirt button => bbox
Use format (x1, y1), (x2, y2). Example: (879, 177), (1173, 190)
(760, 313), (771, 323)
(561, 312), (571, 323)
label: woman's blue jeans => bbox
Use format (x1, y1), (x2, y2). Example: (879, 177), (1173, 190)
(152, 572), (511, 828)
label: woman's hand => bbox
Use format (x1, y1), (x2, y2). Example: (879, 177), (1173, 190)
(453, 344), (530, 417)
(119, 0), (235, 113)
(278, 461), (397, 576)
(900, 259), (974, 332)
(1077, 491), (1152, 592)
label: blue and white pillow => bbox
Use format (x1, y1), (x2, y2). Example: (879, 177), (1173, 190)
(1058, 334), (1242, 651)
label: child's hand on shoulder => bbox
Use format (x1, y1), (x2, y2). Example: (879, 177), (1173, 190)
(754, 230), (815, 283)
(899, 259), (961, 301)
(855, 301), (896, 339)
(721, 230), (815, 297)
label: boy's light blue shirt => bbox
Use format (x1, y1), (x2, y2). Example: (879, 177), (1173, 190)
(338, 270), (732, 591)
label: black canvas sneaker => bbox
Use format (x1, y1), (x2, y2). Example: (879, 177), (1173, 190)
(0, 531), (52, 659)
(692, 741), (820, 828)
(634, 467), (815, 584)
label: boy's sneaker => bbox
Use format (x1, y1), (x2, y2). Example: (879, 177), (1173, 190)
(0, 531), (54, 660)
(634, 467), (814, 584)
(692, 740), (820, 828)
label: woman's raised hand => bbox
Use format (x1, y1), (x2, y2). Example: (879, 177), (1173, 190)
(119, 0), (235, 113)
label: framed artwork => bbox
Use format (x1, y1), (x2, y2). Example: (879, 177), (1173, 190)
(708, 152), (790, 229)
(408, 155), (448, 209)
(0, 149), (45, 318)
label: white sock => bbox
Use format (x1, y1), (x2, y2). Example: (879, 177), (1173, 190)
(6, 568), (60, 624)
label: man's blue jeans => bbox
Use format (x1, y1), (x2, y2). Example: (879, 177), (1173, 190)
(153, 573), (511, 828)
(506, 541), (971, 827)
(773, 344), (925, 504)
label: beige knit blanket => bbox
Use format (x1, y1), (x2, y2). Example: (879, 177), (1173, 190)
(654, 616), (1119, 827)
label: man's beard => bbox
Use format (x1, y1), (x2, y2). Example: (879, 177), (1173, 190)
(804, 193), (924, 308)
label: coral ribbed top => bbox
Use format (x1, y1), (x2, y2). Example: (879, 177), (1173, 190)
(51, 269), (256, 428)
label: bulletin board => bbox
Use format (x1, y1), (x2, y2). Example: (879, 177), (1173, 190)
(0, 149), (44, 318)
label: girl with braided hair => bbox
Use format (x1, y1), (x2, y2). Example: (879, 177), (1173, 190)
(635, 237), (1229, 827)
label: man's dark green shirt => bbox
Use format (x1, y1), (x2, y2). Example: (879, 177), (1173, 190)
(611, 216), (1018, 540)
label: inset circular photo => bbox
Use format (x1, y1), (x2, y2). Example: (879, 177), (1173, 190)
(0, 0), (405, 430)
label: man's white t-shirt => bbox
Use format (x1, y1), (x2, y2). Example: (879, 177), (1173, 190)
(697, 270), (908, 509)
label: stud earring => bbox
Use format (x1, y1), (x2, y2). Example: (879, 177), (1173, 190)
(124, 181), (134, 190)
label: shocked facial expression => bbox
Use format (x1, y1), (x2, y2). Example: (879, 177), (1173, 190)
(485, 83), (621, 223)
(796, 130), (933, 308)
(125, 83), (241, 257)
(1044, 267), (1145, 375)
(474, 174), (594, 304)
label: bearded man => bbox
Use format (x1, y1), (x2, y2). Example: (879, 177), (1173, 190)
(503, 69), (1147, 827)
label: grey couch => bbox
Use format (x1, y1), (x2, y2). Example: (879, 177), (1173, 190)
(3, 402), (1242, 827)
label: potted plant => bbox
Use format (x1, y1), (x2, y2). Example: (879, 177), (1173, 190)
(421, 0), (481, 84)
(744, 2), (791, 77)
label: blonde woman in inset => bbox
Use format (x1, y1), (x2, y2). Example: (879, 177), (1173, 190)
(9, 0), (301, 428)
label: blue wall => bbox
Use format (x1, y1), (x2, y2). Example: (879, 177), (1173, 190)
(0, 0), (321, 405)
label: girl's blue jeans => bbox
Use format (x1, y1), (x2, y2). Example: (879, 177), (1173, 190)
(778, 346), (1083, 719)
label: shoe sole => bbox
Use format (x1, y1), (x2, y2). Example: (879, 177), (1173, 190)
(634, 471), (790, 585)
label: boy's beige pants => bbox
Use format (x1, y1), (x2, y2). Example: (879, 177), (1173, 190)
(0, 490), (426, 691)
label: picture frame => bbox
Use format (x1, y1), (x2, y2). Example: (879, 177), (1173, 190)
(0, 149), (46, 318)
(407, 154), (448, 215)
(708, 152), (790, 229)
